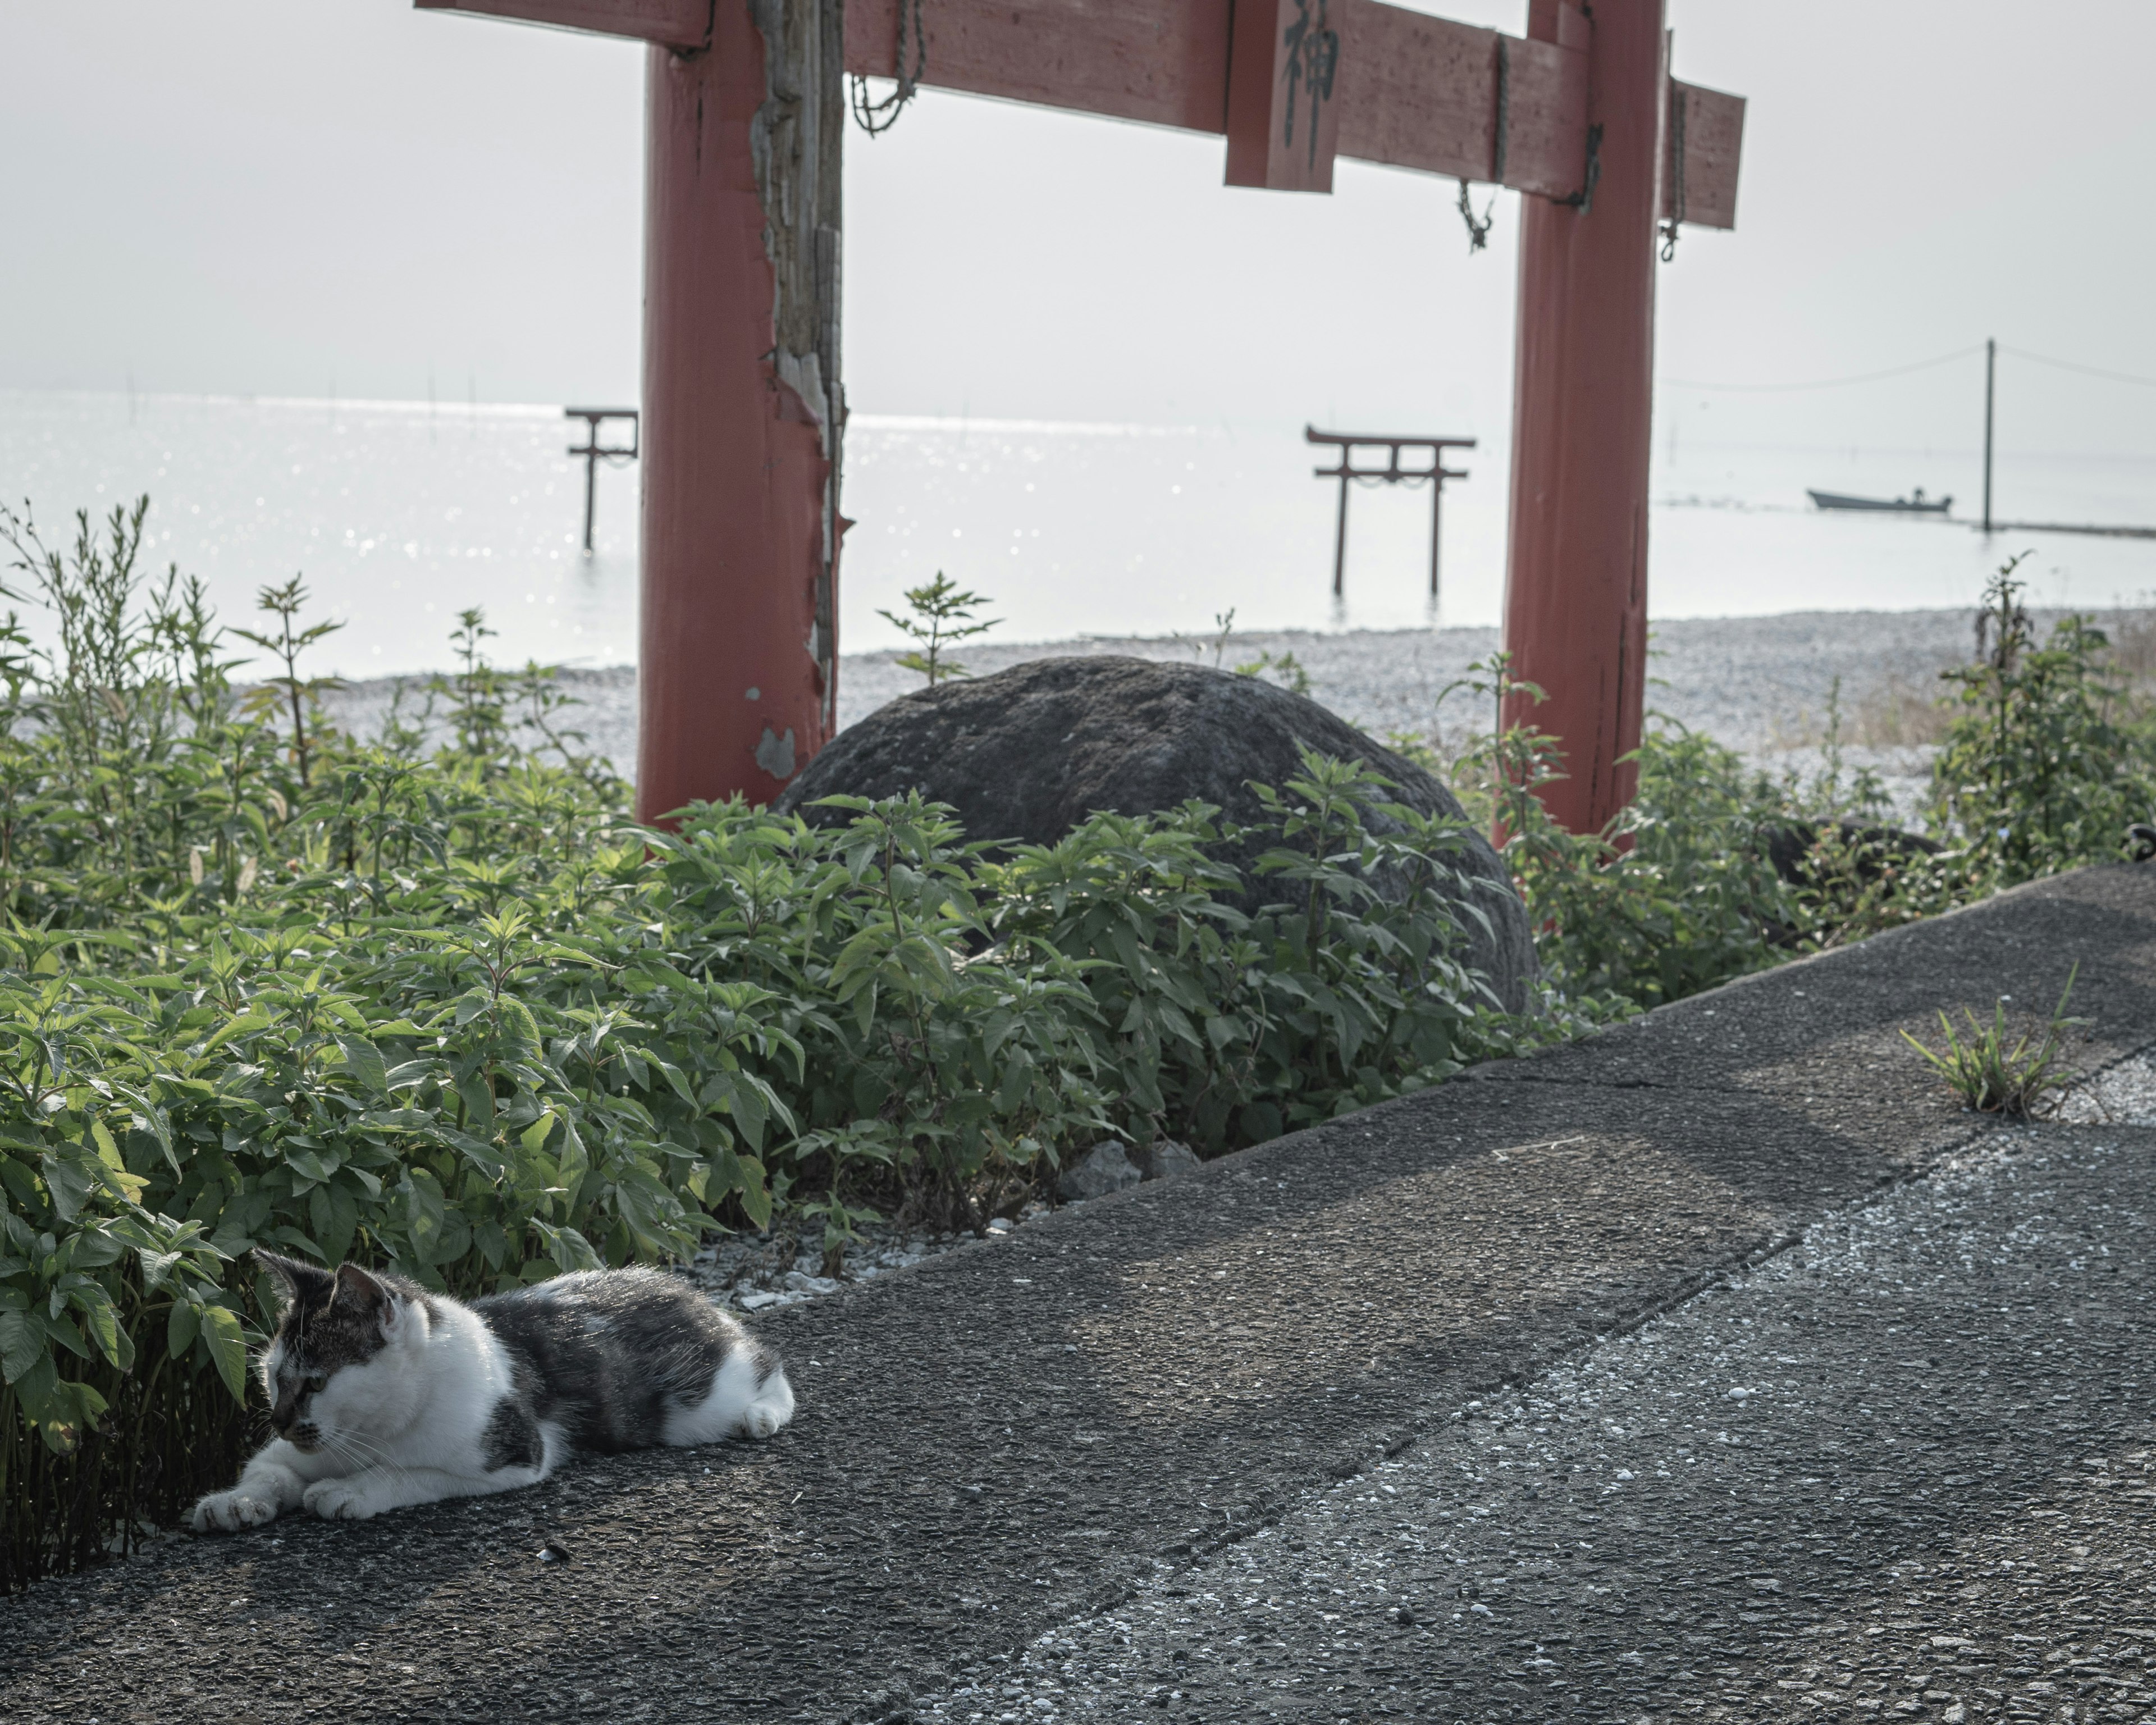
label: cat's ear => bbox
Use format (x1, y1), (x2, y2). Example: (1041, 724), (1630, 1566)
(254, 1249), (331, 1303)
(331, 1262), (392, 1327)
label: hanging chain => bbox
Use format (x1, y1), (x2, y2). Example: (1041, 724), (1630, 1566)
(1455, 179), (1495, 252)
(849, 0), (926, 136)
(1659, 86), (1688, 261)
(1455, 38), (1507, 255)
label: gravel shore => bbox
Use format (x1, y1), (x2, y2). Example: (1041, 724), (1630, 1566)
(834, 608), (1984, 755)
(319, 609), (1988, 817)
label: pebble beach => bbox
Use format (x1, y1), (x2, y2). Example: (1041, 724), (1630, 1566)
(321, 606), (2006, 814)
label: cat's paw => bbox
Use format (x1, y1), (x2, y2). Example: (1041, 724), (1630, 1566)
(303, 1478), (381, 1522)
(189, 1489), (281, 1534)
(740, 1396), (793, 1440)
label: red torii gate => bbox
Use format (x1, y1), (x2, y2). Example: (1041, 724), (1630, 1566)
(418, 0), (1743, 833)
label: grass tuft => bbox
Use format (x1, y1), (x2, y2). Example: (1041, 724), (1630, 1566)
(1902, 964), (2082, 1119)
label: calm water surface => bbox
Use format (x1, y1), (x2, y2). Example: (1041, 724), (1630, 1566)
(3, 389), (2150, 676)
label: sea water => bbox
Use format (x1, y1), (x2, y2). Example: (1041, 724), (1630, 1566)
(2, 387), (2150, 678)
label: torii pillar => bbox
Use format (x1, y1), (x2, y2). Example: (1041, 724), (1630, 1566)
(422, 0), (842, 824)
(1500, 0), (1666, 834)
(643, 1), (843, 823)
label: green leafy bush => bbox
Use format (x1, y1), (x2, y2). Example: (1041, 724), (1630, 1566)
(0, 498), (1515, 1586)
(986, 754), (1498, 1153)
(1403, 656), (1820, 1012)
(1391, 559), (2156, 1023)
(1929, 558), (2156, 886)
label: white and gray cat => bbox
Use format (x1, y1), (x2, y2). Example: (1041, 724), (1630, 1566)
(190, 1249), (795, 1531)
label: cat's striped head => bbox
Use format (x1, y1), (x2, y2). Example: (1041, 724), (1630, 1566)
(254, 1251), (401, 1452)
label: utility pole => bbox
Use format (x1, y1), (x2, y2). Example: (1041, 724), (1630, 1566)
(1983, 337), (1996, 535)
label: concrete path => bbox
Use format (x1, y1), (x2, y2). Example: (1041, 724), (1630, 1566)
(6, 866), (2156, 1724)
(913, 1124), (2156, 1722)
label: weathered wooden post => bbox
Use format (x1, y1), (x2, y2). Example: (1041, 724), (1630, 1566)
(422, 0), (842, 825)
(638, 1), (843, 822)
(564, 407), (638, 554)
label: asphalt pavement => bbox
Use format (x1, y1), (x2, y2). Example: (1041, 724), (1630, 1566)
(908, 1125), (2156, 1722)
(5, 865), (2156, 1724)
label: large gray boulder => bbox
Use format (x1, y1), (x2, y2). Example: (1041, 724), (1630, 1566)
(774, 656), (1538, 1012)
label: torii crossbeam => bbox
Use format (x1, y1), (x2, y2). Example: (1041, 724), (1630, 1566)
(417, 0), (1743, 833)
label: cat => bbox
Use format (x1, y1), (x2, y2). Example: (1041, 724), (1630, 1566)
(189, 1249), (795, 1531)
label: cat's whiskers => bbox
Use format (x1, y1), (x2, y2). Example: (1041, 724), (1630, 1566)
(332, 1431), (404, 1472)
(323, 1429), (412, 1483)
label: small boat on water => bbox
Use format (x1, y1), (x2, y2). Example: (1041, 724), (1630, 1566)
(1806, 486), (1953, 515)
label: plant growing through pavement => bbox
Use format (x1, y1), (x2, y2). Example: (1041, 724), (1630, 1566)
(1902, 965), (2084, 1119)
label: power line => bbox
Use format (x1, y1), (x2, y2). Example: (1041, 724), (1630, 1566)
(2000, 345), (2156, 392)
(1660, 346), (1983, 394)
(1664, 342), (2156, 396)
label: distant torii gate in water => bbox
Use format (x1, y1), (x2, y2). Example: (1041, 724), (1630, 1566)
(417, 0), (1744, 834)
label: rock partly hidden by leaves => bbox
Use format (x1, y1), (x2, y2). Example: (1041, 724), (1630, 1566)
(1053, 1138), (1202, 1203)
(1133, 1140), (1202, 1183)
(1761, 820), (1941, 891)
(1055, 1142), (1141, 1203)
(775, 656), (1539, 1013)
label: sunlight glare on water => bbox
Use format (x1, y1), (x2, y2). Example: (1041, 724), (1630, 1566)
(2, 388), (2151, 678)
(1, 389), (632, 673)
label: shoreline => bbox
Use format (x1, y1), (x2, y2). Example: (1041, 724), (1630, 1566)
(317, 608), (1997, 810)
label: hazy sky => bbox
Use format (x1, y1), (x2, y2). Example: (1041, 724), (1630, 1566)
(7, 1), (2156, 463)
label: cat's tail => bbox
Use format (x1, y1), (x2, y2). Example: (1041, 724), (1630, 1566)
(741, 1357), (796, 1440)
(664, 1337), (797, 1446)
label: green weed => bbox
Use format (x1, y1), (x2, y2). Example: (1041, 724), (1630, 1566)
(1902, 965), (2083, 1117)
(877, 573), (1000, 687)
(1234, 649), (1313, 695)
(1930, 558), (2156, 887)
(1389, 563), (2150, 1020)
